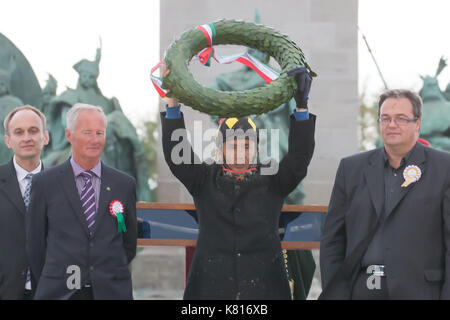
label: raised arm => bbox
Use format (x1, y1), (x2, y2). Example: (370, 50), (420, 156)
(160, 68), (206, 196)
(270, 67), (316, 197)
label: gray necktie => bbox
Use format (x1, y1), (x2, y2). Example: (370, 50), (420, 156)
(23, 173), (34, 287)
(23, 173), (34, 211)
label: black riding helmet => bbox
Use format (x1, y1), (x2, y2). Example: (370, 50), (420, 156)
(215, 116), (258, 147)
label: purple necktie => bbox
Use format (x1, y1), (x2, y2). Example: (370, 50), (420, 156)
(80, 171), (96, 232)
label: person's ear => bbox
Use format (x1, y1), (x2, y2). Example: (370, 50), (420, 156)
(65, 128), (72, 144)
(43, 130), (50, 146)
(416, 118), (422, 133)
(4, 134), (11, 149)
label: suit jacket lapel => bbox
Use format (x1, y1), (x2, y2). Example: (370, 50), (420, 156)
(91, 163), (113, 235)
(58, 159), (90, 237)
(363, 149), (385, 218)
(385, 142), (427, 220)
(0, 160), (26, 216)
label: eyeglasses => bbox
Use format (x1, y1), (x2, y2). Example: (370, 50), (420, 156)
(378, 117), (418, 126)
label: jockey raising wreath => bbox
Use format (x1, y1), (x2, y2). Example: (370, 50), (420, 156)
(152, 19), (315, 117)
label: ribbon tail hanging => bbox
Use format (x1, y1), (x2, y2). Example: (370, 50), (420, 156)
(116, 212), (127, 233)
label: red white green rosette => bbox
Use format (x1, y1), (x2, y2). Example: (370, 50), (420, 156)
(109, 200), (127, 233)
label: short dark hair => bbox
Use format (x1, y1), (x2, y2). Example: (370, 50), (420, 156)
(378, 89), (422, 118)
(3, 105), (47, 136)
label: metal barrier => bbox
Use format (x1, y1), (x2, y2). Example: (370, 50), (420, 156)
(136, 202), (327, 250)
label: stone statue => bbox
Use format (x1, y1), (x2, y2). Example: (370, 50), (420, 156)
(0, 56), (23, 162)
(41, 74), (57, 119)
(0, 33), (43, 163)
(418, 56), (450, 151)
(206, 10), (315, 300)
(44, 47), (151, 201)
(0, 56), (23, 127)
(41, 74), (58, 157)
(0, 34), (152, 200)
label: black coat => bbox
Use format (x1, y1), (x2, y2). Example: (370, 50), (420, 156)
(161, 112), (316, 300)
(27, 160), (137, 300)
(320, 143), (450, 299)
(0, 160), (30, 299)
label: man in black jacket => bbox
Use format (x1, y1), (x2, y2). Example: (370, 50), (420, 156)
(161, 67), (316, 300)
(320, 89), (450, 300)
(0, 105), (49, 299)
(27, 103), (137, 300)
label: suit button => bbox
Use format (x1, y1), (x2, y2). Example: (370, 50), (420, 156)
(236, 253), (241, 257)
(235, 208), (241, 213)
(90, 242), (94, 248)
(90, 266), (94, 271)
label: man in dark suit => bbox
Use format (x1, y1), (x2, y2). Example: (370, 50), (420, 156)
(27, 103), (137, 300)
(320, 89), (450, 300)
(0, 105), (49, 300)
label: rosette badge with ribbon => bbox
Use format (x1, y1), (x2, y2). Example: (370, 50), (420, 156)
(109, 200), (127, 233)
(151, 19), (315, 117)
(401, 165), (422, 188)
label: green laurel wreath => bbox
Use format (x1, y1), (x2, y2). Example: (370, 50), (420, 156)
(162, 19), (315, 117)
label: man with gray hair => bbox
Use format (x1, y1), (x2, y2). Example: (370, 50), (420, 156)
(320, 89), (450, 300)
(0, 105), (48, 299)
(27, 103), (137, 300)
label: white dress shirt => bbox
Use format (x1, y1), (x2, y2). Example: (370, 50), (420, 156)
(13, 156), (42, 197)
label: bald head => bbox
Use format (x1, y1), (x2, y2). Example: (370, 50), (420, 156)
(4, 105), (47, 136)
(4, 105), (49, 168)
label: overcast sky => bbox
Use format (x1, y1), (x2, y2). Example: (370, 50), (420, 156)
(1, 0), (449, 126)
(1, 0), (160, 125)
(359, 0), (450, 105)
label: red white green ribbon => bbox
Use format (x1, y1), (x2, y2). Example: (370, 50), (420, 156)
(150, 23), (279, 98)
(196, 23), (216, 66)
(150, 61), (168, 98)
(210, 51), (278, 83)
(109, 200), (127, 233)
